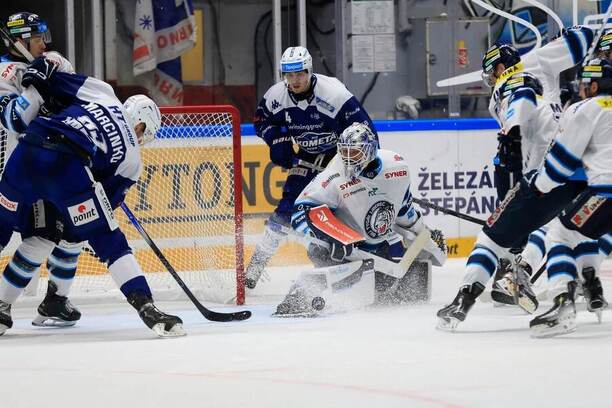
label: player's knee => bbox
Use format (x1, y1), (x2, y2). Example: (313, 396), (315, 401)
(18, 236), (55, 264)
(47, 241), (81, 280)
(88, 229), (131, 265)
(476, 230), (510, 258)
(547, 219), (586, 249)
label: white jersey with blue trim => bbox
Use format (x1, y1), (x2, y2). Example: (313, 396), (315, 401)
(489, 26), (594, 120)
(535, 95), (612, 196)
(256, 74), (376, 154)
(291, 149), (421, 246)
(497, 75), (562, 173)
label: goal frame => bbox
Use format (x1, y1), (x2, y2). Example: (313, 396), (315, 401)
(160, 105), (245, 305)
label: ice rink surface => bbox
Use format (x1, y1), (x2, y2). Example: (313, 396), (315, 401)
(2, 258), (612, 408)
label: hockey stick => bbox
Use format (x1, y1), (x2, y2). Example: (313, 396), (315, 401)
(582, 1), (612, 68)
(412, 197), (486, 226)
(121, 203), (252, 322)
(0, 25), (34, 62)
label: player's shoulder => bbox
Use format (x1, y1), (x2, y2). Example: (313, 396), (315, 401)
(569, 96), (609, 116)
(0, 58), (25, 88)
(262, 81), (291, 113)
(312, 74), (354, 114)
(43, 51), (74, 73)
(377, 149), (411, 178)
(501, 72), (542, 103)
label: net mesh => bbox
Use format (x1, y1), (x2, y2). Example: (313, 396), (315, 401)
(5, 106), (244, 305)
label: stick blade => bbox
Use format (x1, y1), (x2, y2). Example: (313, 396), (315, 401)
(203, 309), (252, 322)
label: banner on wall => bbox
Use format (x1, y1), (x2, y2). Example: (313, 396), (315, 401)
(133, 0), (196, 105)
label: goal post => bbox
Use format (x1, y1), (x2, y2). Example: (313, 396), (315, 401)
(11, 105), (247, 306)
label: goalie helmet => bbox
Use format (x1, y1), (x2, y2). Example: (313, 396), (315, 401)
(337, 122), (377, 179)
(481, 44), (521, 87)
(280, 46), (313, 78)
(123, 94), (161, 145)
(579, 58), (612, 94)
(3, 12), (52, 48)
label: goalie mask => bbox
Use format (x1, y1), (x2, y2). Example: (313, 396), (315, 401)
(337, 123), (377, 179)
(481, 44), (521, 87)
(123, 94), (161, 145)
(3, 12), (52, 49)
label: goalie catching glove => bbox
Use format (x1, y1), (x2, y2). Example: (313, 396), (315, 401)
(305, 205), (365, 263)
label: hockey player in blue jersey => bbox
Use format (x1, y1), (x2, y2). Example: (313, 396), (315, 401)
(245, 46), (378, 289)
(0, 60), (184, 337)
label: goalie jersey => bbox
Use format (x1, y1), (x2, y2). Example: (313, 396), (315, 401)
(22, 72), (142, 207)
(291, 149), (421, 246)
(535, 95), (612, 196)
(255, 74), (376, 154)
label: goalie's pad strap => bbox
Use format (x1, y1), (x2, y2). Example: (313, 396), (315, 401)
(307, 205), (364, 245)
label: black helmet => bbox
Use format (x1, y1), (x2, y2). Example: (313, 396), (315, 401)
(499, 71), (544, 100)
(579, 58), (612, 94)
(595, 29), (612, 55)
(481, 44), (521, 87)
(3, 12), (52, 48)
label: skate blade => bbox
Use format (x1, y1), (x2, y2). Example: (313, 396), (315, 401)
(491, 290), (516, 305)
(0, 323), (10, 336)
(517, 295), (538, 314)
(32, 315), (78, 327)
(436, 317), (459, 332)
(151, 322), (186, 338)
(530, 316), (576, 338)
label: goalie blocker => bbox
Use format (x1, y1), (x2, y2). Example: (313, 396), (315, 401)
(275, 205), (441, 316)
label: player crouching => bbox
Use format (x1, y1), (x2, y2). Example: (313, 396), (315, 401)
(276, 123), (447, 316)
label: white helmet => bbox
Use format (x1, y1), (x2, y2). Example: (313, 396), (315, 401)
(123, 94), (161, 145)
(337, 122), (377, 179)
(280, 46), (313, 78)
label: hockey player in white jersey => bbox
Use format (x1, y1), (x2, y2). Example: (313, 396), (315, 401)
(245, 46), (377, 290)
(0, 63), (184, 337)
(528, 58), (612, 337)
(0, 12), (91, 326)
(278, 123), (446, 315)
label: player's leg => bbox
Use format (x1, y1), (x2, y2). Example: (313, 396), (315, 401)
(575, 234), (611, 319)
(33, 240), (83, 327)
(530, 191), (611, 337)
(245, 163), (315, 289)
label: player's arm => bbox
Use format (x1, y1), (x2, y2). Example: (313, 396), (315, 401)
(534, 103), (593, 193)
(336, 95), (379, 142)
(254, 96), (294, 169)
(536, 26), (594, 73)
(99, 176), (136, 209)
(291, 167), (341, 235)
(0, 67), (45, 133)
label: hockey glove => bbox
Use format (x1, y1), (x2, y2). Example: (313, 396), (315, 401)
(269, 136), (296, 169)
(520, 171), (544, 199)
(497, 129), (522, 172)
(21, 57), (58, 104)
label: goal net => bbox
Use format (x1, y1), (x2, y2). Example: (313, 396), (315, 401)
(5, 105), (246, 305)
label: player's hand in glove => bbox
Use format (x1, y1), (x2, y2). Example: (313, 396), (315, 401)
(269, 136), (296, 169)
(21, 57), (58, 103)
(429, 229), (447, 254)
(520, 170), (544, 199)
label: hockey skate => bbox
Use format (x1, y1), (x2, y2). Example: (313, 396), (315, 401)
(436, 282), (484, 331)
(0, 300), (13, 336)
(499, 260), (538, 314)
(128, 293), (186, 338)
(491, 258), (516, 306)
(530, 281), (577, 338)
(582, 267), (608, 323)
(32, 281), (81, 327)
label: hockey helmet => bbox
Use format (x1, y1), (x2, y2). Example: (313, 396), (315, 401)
(579, 58), (612, 94)
(337, 122), (377, 179)
(595, 29), (612, 57)
(3, 12), (52, 48)
(481, 44), (521, 87)
(499, 71), (544, 100)
(123, 94), (162, 145)
(280, 46), (313, 78)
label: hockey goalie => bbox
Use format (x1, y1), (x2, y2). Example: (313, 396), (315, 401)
(277, 123), (447, 316)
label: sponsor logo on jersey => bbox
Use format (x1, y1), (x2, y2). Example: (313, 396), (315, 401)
(570, 195), (605, 227)
(344, 107), (361, 120)
(596, 97), (612, 109)
(384, 170), (408, 179)
(393, 154), (404, 161)
(288, 167), (308, 177)
(315, 96), (335, 113)
(68, 199), (99, 226)
(496, 62), (524, 86)
(321, 173), (340, 188)
(364, 201), (394, 238)
(15, 96), (29, 111)
(342, 187), (366, 199)
(339, 178), (361, 190)
(0, 193), (18, 212)
(486, 182), (519, 227)
(368, 187), (382, 197)
(295, 132), (338, 152)
(32, 200), (46, 229)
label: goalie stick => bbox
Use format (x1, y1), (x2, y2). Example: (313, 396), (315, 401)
(121, 203), (252, 322)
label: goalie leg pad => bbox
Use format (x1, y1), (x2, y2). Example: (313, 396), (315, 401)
(275, 259), (376, 316)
